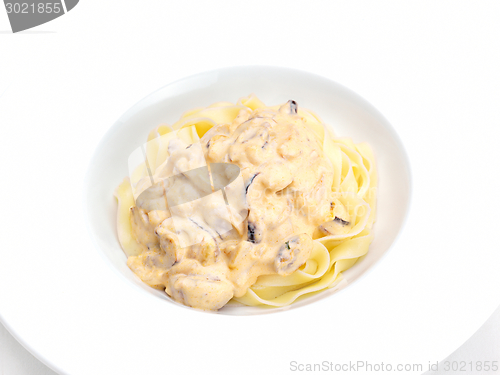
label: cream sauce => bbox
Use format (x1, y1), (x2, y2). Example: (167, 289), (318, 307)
(127, 101), (350, 310)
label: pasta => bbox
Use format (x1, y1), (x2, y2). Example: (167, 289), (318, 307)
(114, 94), (377, 309)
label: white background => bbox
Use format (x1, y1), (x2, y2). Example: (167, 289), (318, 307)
(1, 1), (499, 374)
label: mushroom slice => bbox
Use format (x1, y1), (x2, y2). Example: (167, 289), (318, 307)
(274, 233), (313, 276)
(279, 100), (298, 115)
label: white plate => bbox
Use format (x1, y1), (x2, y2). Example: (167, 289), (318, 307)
(1, 66), (499, 375)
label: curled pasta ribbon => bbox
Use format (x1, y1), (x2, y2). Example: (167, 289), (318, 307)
(355, 142), (378, 228)
(322, 192), (371, 241)
(114, 94), (377, 307)
(237, 94), (267, 110)
(251, 241), (331, 288)
(176, 105), (247, 130)
(234, 231), (374, 307)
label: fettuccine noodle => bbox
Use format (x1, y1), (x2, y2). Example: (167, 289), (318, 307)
(114, 94), (377, 309)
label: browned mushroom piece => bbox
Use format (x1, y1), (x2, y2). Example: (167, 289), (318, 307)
(279, 99), (298, 115)
(318, 216), (352, 236)
(246, 221), (263, 244)
(274, 233), (313, 276)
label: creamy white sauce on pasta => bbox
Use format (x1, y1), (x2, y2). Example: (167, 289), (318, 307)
(115, 95), (377, 310)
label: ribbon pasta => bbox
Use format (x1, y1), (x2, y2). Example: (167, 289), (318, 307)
(114, 94), (377, 308)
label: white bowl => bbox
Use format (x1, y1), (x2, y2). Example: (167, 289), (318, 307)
(85, 66), (411, 315)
